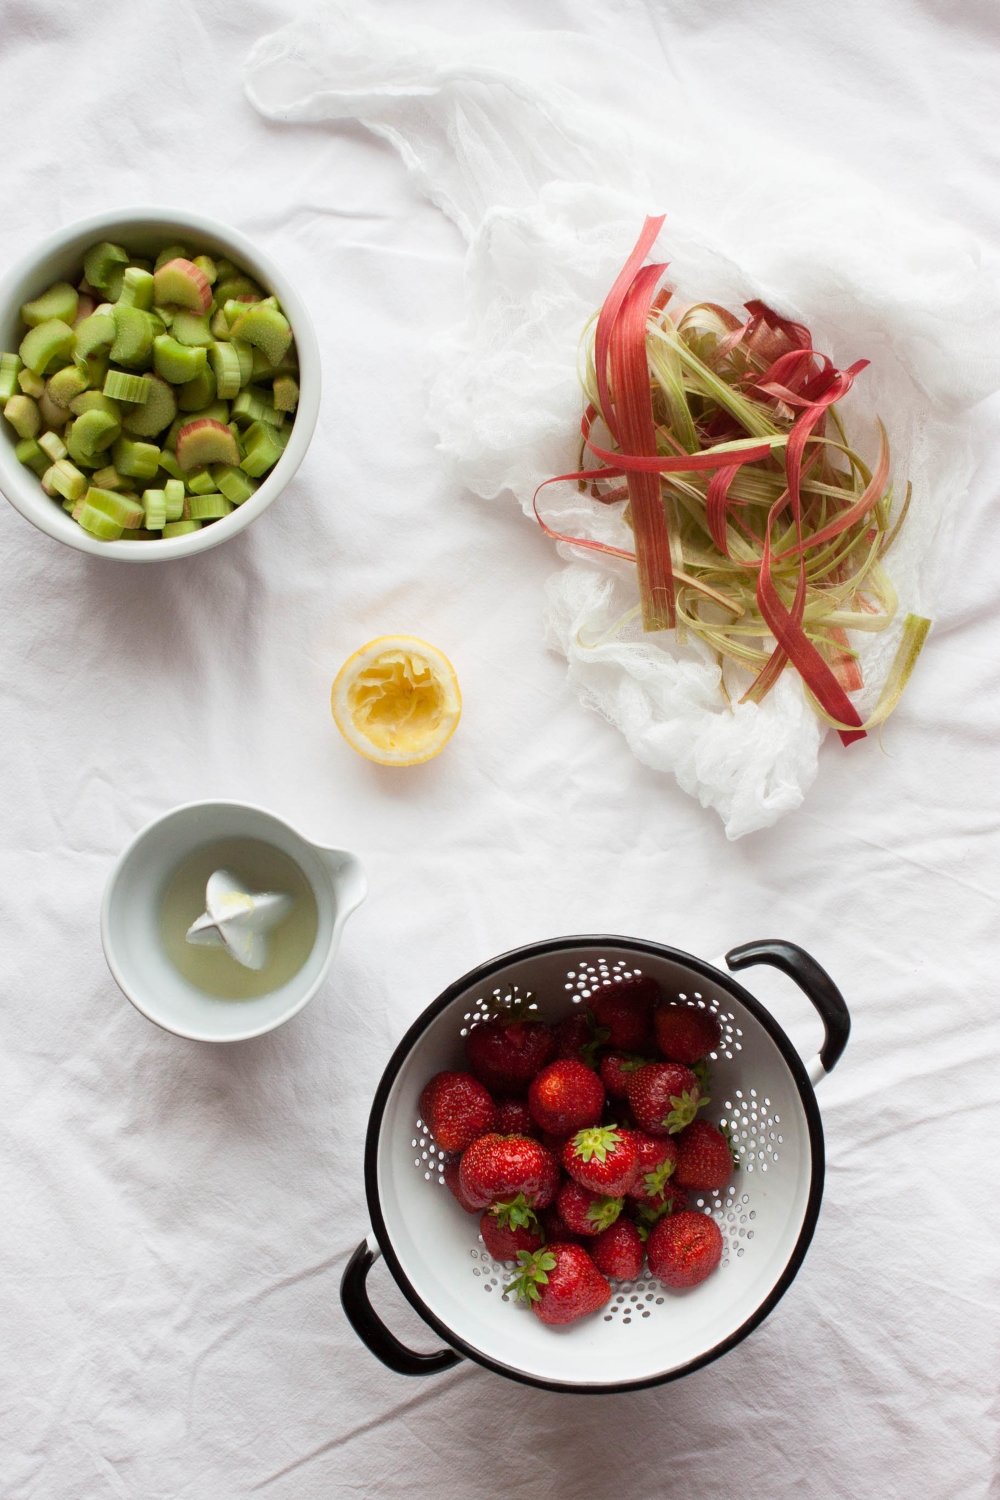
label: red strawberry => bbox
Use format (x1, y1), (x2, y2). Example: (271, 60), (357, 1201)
(506, 1243), (611, 1325)
(540, 1130), (573, 1156)
(465, 1014), (555, 1094)
(539, 1202), (581, 1244)
(557, 1178), (624, 1236)
(626, 1132), (679, 1207)
(458, 1134), (559, 1210)
(646, 1210), (723, 1287)
(590, 1218), (645, 1281)
(562, 1125), (640, 1197)
(419, 1071), (496, 1153)
(626, 1062), (702, 1137)
(442, 1156), (482, 1214)
(591, 976), (659, 1051)
(528, 1059), (605, 1135)
(599, 1051), (652, 1101)
(553, 1010), (607, 1064)
(480, 1197), (544, 1261)
(494, 1097), (539, 1138)
(654, 1003), (722, 1065)
(673, 1119), (734, 1191)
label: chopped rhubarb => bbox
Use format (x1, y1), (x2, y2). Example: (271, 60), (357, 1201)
(175, 417), (240, 471)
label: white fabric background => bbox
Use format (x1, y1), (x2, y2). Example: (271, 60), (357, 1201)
(0, 2), (998, 1496)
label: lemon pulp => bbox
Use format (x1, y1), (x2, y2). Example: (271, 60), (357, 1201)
(331, 636), (461, 766)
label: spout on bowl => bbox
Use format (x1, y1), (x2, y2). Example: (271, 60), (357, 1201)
(312, 845), (367, 929)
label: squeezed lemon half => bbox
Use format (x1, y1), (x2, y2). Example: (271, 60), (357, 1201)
(331, 636), (462, 766)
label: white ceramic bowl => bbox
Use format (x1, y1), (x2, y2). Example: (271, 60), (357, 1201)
(101, 801), (366, 1042)
(0, 206), (320, 560)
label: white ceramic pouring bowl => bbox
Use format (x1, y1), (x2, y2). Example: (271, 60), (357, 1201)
(101, 800), (366, 1042)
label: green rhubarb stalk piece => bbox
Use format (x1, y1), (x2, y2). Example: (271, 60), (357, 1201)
(38, 429), (67, 462)
(15, 438), (49, 475)
(187, 491), (233, 520)
(105, 265), (128, 302)
(72, 312), (116, 365)
(230, 337), (254, 387)
(185, 467), (215, 495)
(67, 410), (119, 464)
(122, 375), (177, 437)
(157, 450), (183, 481)
(192, 254), (217, 285)
(18, 368), (45, 399)
(229, 300), (292, 366)
(208, 341), (241, 399)
(251, 343), (297, 379)
(83, 242), (128, 291)
(109, 306), (154, 367)
(142, 488), (167, 529)
(48, 459), (87, 502)
(211, 464), (258, 505)
(162, 519), (201, 536)
(74, 502), (123, 540)
(71, 391), (121, 421)
(152, 334), (206, 385)
(163, 479), (185, 521)
(152, 258), (212, 314)
(210, 309), (230, 341)
(117, 266), (154, 311)
(19, 319), (76, 376)
(4, 395), (41, 440)
(175, 418), (239, 471)
(46, 365), (89, 409)
(177, 366), (216, 411)
(103, 369), (151, 404)
(273, 374), (299, 413)
(91, 464), (122, 490)
(84, 486), (145, 529)
(240, 419), (285, 477)
(171, 311), (213, 347)
(37, 390), (69, 432)
(154, 244), (189, 272)
(111, 435), (161, 481)
(21, 282), (78, 328)
(232, 388), (283, 428)
(217, 277), (261, 307)
(0, 352), (22, 401)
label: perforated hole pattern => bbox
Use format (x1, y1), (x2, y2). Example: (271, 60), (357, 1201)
(412, 958), (782, 1324)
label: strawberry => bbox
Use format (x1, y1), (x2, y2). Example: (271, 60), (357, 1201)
(673, 1119), (734, 1191)
(654, 1002), (722, 1065)
(599, 1050), (652, 1100)
(442, 1156), (482, 1214)
(505, 1243), (611, 1325)
(540, 1130), (573, 1156)
(553, 1009), (609, 1064)
(458, 1134), (559, 1210)
(465, 1008), (555, 1095)
(480, 1197), (544, 1261)
(590, 976), (659, 1051)
(626, 1061), (702, 1137)
(419, 1071), (496, 1153)
(539, 1202), (581, 1244)
(632, 1183), (688, 1238)
(528, 1059), (605, 1135)
(626, 1132), (679, 1207)
(590, 1218), (645, 1281)
(556, 1177), (625, 1236)
(494, 1098), (539, 1138)
(562, 1125), (640, 1197)
(646, 1210), (723, 1287)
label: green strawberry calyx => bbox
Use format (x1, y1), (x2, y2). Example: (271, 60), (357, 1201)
(635, 1197), (677, 1233)
(585, 1194), (624, 1231)
(663, 1089), (702, 1134)
(490, 1194), (539, 1232)
(692, 1059), (712, 1096)
(504, 1248), (557, 1304)
(619, 1053), (655, 1074)
(641, 1158), (676, 1196)
(569, 1126), (622, 1166)
(484, 987), (537, 1023)
(579, 1009), (612, 1069)
(720, 1120), (740, 1170)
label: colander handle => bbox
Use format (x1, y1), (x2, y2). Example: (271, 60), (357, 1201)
(340, 1237), (463, 1377)
(725, 940), (850, 1082)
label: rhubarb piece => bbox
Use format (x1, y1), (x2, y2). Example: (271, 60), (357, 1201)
(273, 374), (299, 413)
(230, 300), (292, 366)
(162, 519), (201, 536)
(142, 488), (167, 529)
(187, 491), (233, 520)
(163, 479), (185, 520)
(72, 312), (115, 364)
(211, 464), (258, 505)
(71, 391), (122, 421)
(209, 341), (241, 399)
(185, 467), (215, 495)
(0, 352), (22, 400)
(170, 311), (213, 347)
(120, 528), (157, 540)
(210, 309), (230, 341)
(154, 244), (189, 273)
(91, 464), (122, 489)
(83, 242), (128, 292)
(17, 368), (44, 399)
(152, 257), (212, 314)
(109, 306), (154, 367)
(157, 450), (183, 481)
(105, 264), (128, 302)
(19, 319), (75, 375)
(38, 430), (67, 462)
(74, 502), (123, 540)
(239, 419), (285, 477)
(37, 391), (69, 432)
(175, 418), (239, 470)
(230, 336), (254, 386)
(4, 395), (40, 440)
(251, 344), (297, 379)
(116, 266), (154, 311)
(46, 365), (89, 408)
(103, 370), (150, 404)
(111, 435), (160, 481)
(15, 438), (49, 475)
(153, 335), (206, 385)
(84, 485), (144, 529)
(192, 254), (217, 284)
(231, 387), (283, 428)
(217, 276), (262, 306)
(21, 281), (78, 329)
(67, 409), (119, 463)
(177, 366), (216, 411)
(122, 375), (176, 437)
(47, 459), (87, 502)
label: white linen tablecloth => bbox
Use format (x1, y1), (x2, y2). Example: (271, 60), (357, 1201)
(1, 2), (998, 1496)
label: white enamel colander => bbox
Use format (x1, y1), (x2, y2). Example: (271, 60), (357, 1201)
(342, 936), (849, 1393)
